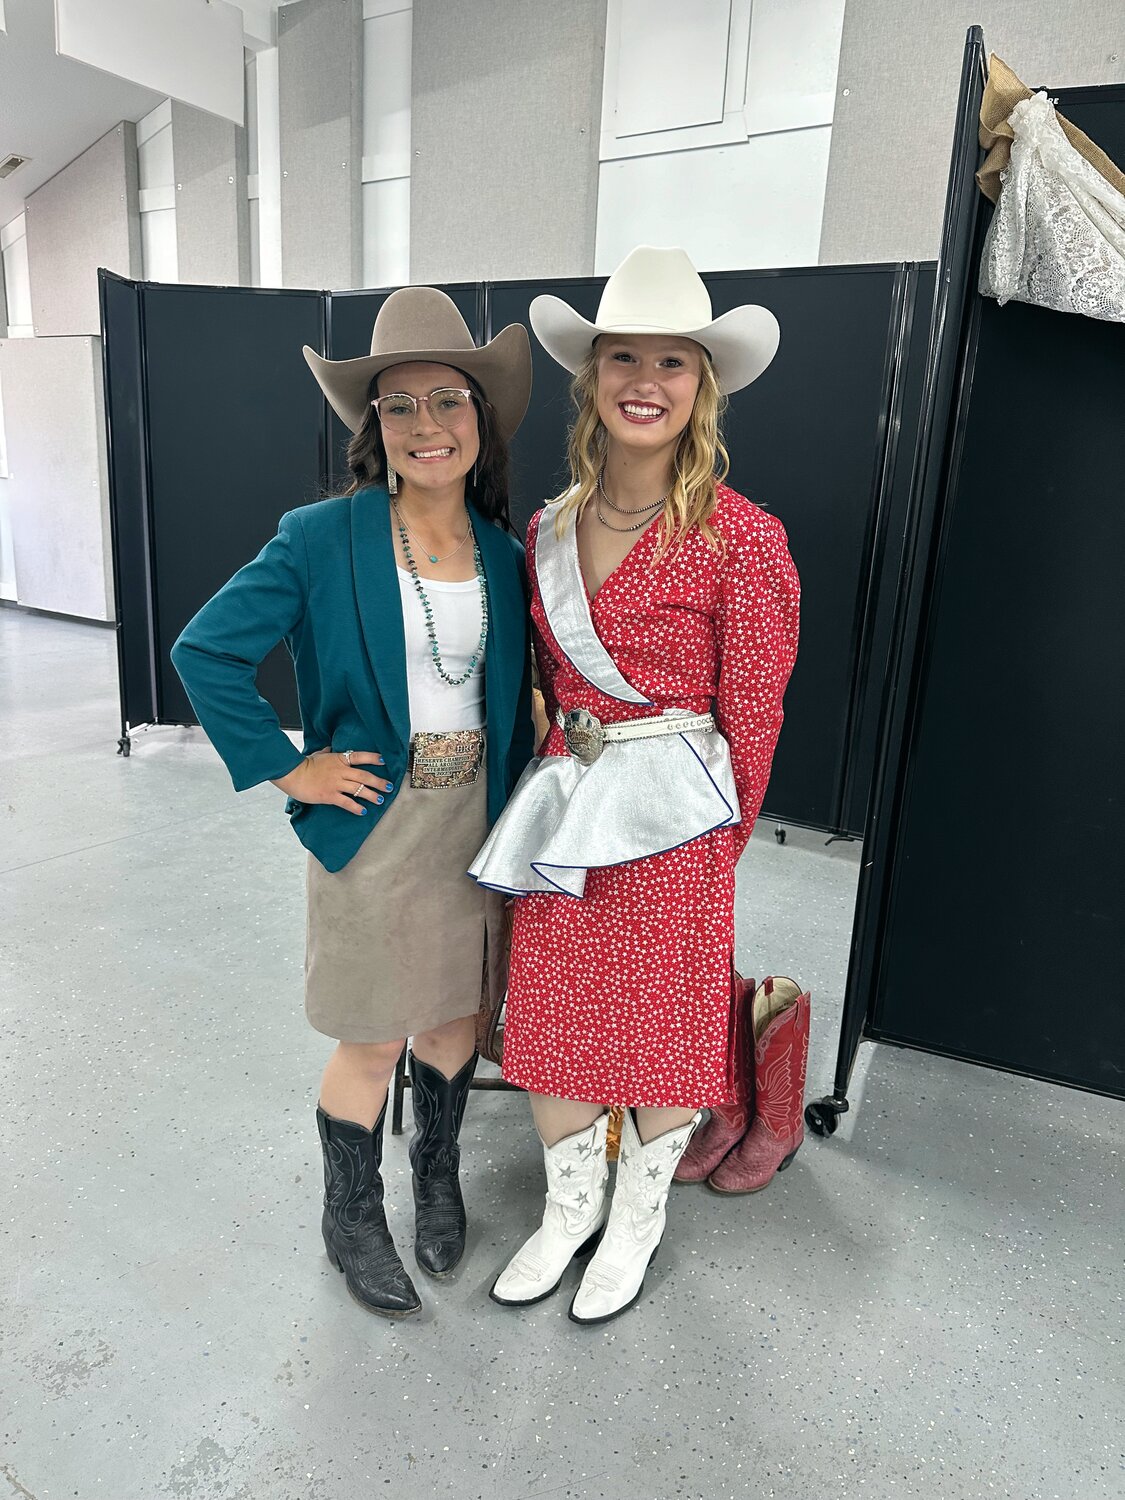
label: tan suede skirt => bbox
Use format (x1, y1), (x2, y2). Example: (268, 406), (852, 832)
(304, 756), (498, 1043)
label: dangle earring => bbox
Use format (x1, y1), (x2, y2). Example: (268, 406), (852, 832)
(471, 461), (479, 491)
(387, 465), (398, 496)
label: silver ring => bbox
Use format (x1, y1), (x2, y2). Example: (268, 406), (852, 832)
(341, 749), (352, 766)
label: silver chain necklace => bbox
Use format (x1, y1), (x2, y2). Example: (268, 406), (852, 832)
(597, 476), (665, 516)
(594, 493), (657, 533)
(391, 499), (472, 565)
(595, 477), (664, 531)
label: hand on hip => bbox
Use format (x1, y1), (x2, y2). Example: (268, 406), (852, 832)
(272, 749), (391, 814)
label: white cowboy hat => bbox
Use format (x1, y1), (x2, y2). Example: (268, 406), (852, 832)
(529, 245), (780, 394)
(303, 286), (532, 438)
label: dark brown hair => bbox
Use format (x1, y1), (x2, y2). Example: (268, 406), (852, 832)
(339, 369), (513, 531)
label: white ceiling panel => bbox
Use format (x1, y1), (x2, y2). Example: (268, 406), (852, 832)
(56, 0), (245, 126)
(0, 0), (163, 226)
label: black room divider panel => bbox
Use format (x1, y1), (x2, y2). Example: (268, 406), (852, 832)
(100, 277), (326, 740)
(148, 284), (324, 730)
(809, 32), (1125, 1127)
(101, 272), (155, 740)
(839, 264), (936, 838)
(868, 81), (1125, 1098)
(101, 263), (935, 837)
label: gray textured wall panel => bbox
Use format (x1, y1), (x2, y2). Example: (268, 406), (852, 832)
(279, 0), (363, 289)
(171, 101), (250, 286)
(0, 335), (112, 621)
(25, 123), (141, 337)
(820, 1), (1125, 265)
(411, 0), (606, 283)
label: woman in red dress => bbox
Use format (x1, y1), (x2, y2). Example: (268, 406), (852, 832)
(471, 246), (800, 1324)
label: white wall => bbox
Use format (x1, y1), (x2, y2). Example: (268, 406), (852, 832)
(25, 122), (142, 337)
(278, 0), (364, 291)
(362, 0), (412, 288)
(820, 0), (1125, 264)
(1, 213), (33, 336)
(410, 0), (605, 283)
(137, 98), (178, 281)
(247, 45), (282, 287)
(0, 214), (30, 598)
(1, 1), (279, 616)
(595, 0), (846, 273)
(0, 335), (113, 621)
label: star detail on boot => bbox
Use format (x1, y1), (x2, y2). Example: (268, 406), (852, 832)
(576, 1141), (591, 1158)
(647, 1164), (661, 1180)
(576, 1190), (589, 1206)
(558, 1164), (574, 1178)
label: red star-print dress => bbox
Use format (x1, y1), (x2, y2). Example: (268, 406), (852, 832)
(477, 484), (799, 1108)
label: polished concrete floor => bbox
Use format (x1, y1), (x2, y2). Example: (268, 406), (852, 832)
(1, 609), (1121, 1500)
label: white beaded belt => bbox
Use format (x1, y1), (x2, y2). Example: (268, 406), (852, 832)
(556, 707), (715, 766)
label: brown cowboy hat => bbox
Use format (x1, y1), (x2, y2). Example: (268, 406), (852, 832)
(303, 286), (532, 438)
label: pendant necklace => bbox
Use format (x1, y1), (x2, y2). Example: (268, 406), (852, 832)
(391, 499), (472, 564)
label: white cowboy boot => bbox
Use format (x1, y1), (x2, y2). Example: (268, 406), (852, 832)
(489, 1114), (609, 1307)
(569, 1107), (700, 1326)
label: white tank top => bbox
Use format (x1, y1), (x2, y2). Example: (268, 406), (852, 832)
(397, 568), (486, 733)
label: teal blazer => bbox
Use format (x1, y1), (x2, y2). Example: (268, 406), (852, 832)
(171, 485), (534, 873)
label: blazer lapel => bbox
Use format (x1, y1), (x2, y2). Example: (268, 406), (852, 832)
(350, 486), (411, 754)
(472, 508), (521, 752)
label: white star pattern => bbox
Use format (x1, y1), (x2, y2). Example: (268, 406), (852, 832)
(502, 486), (800, 1109)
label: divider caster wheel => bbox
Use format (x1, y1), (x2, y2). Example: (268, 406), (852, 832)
(805, 1096), (848, 1137)
(775, 826), (786, 845)
(117, 736), (131, 758)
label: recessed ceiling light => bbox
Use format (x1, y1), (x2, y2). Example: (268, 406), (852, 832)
(0, 154), (30, 180)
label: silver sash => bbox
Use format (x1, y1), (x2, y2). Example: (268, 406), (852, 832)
(533, 500), (652, 706)
(468, 504), (741, 898)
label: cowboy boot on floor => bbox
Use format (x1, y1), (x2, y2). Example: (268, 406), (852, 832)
(490, 1114), (610, 1307)
(569, 1107), (700, 1326)
(674, 973), (755, 1182)
(709, 977), (810, 1195)
(409, 1050), (477, 1278)
(317, 1103), (422, 1318)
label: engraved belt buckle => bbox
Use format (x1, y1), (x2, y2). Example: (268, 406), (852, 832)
(562, 708), (605, 765)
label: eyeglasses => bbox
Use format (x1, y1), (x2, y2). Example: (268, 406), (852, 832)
(371, 387), (476, 431)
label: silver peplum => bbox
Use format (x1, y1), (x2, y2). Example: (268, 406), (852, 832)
(468, 714), (741, 898)
(468, 502), (740, 898)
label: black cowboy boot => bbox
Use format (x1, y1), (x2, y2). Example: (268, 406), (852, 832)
(408, 1051), (477, 1277)
(317, 1103), (421, 1318)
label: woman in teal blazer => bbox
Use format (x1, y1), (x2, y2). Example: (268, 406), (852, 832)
(172, 287), (534, 1320)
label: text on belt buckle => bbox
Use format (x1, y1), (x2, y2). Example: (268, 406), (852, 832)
(562, 708), (605, 765)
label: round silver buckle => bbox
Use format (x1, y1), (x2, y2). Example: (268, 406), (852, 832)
(562, 708), (605, 765)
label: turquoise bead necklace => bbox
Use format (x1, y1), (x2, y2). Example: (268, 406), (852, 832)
(392, 500), (489, 687)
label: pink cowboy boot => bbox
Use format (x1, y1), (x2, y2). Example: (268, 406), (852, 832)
(708, 977), (810, 1194)
(674, 974), (755, 1183)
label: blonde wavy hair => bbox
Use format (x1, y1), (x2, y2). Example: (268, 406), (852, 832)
(553, 343), (729, 561)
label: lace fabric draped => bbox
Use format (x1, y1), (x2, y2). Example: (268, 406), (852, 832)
(980, 90), (1125, 323)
